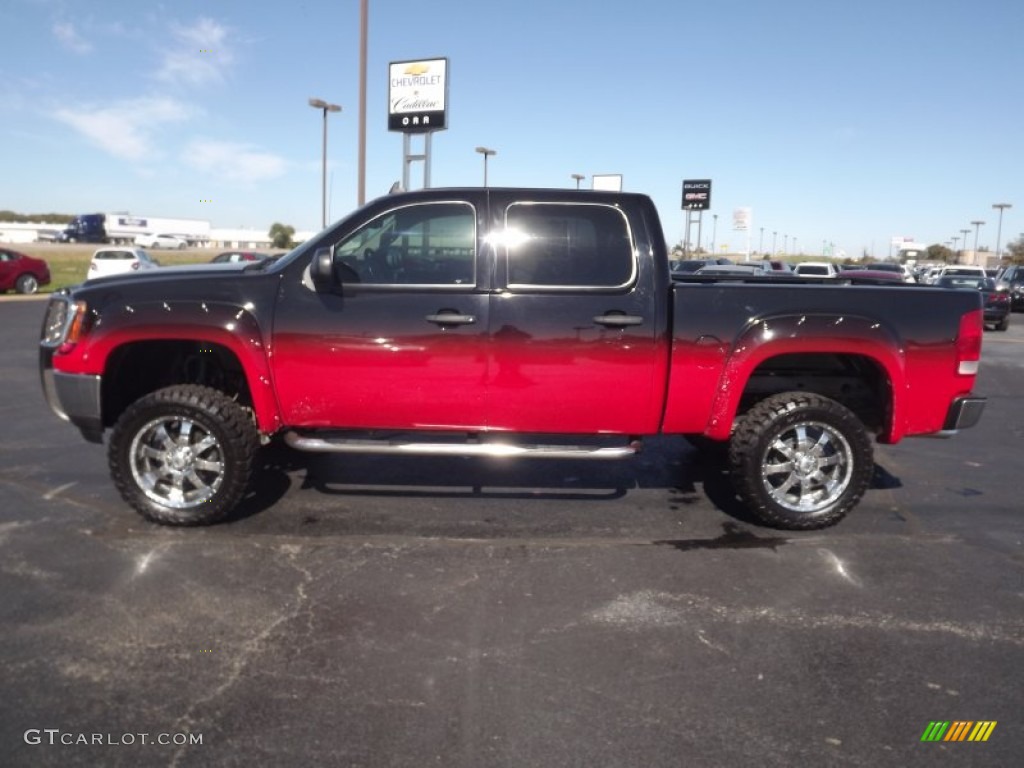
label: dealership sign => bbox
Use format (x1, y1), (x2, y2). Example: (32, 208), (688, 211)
(682, 179), (711, 210)
(388, 58), (449, 133)
(733, 207), (752, 231)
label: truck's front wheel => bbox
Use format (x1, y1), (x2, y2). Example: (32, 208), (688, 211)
(109, 385), (257, 526)
(728, 392), (873, 530)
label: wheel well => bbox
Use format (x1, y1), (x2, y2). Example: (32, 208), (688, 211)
(739, 353), (890, 434)
(102, 340), (252, 429)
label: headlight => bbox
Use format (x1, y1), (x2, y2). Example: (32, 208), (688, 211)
(40, 298), (89, 348)
(41, 298), (70, 346)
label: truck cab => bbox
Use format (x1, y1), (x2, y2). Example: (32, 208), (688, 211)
(58, 214), (107, 243)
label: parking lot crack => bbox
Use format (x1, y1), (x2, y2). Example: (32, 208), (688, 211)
(167, 544), (319, 767)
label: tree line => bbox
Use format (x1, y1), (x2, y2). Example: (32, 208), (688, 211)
(0, 211), (73, 224)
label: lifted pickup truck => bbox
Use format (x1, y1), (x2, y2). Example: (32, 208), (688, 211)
(40, 188), (986, 530)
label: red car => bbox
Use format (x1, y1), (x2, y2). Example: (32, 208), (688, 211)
(0, 247), (51, 294)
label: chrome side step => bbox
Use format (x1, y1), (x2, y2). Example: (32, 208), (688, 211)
(283, 431), (641, 460)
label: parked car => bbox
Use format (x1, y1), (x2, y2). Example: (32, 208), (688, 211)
(210, 251), (272, 264)
(670, 257), (731, 273)
(995, 264), (1024, 310)
(0, 247), (51, 294)
(87, 247), (160, 280)
(837, 269), (905, 282)
(695, 264), (774, 276)
(936, 275), (1010, 331)
(39, 186), (987, 531)
(864, 262), (915, 282)
(736, 260), (776, 273)
(934, 265), (988, 281)
(134, 233), (187, 250)
(794, 261), (839, 277)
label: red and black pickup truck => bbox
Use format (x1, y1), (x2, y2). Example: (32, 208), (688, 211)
(40, 188), (986, 530)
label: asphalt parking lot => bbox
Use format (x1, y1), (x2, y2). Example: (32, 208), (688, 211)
(1, 296), (1021, 767)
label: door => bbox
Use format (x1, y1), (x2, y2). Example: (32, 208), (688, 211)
(272, 199), (491, 431)
(484, 197), (665, 434)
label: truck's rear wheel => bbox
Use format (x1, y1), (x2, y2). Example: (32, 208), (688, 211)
(728, 392), (873, 530)
(109, 385), (257, 526)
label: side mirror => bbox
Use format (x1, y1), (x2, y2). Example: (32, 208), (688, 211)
(310, 246), (338, 291)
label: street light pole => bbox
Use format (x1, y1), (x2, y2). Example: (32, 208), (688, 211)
(970, 220), (985, 264)
(993, 203), (1012, 261)
(357, 0), (368, 206)
(475, 146), (496, 187)
(571, 173), (585, 189)
(772, 230), (777, 255)
(711, 213), (718, 254)
(309, 97), (342, 229)
(783, 234), (788, 255)
(959, 228), (971, 263)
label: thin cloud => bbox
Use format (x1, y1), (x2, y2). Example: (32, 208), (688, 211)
(53, 98), (192, 161)
(157, 18), (232, 87)
(182, 139), (287, 183)
(53, 21), (93, 54)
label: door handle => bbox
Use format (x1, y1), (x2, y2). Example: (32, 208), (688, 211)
(426, 312), (476, 326)
(593, 313), (644, 327)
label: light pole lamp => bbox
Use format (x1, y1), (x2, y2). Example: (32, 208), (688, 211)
(993, 203), (1012, 260)
(309, 97), (342, 229)
(571, 173), (585, 189)
(475, 146), (496, 187)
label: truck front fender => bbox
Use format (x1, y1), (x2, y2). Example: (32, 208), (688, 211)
(51, 299), (281, 434)
(704, 313), (906, 442)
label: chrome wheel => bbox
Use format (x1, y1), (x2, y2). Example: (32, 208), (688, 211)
(760, 420), (853, 513)
(129, 415), (226, 509)
(729, 392), (874, 530)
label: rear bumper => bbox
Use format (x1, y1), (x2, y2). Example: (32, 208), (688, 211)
(930, 396), (986, 437)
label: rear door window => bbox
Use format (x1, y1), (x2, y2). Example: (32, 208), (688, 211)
(503, 203), (635, 289)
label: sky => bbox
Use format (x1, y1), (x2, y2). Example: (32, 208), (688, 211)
(3, 0), (1023, 258)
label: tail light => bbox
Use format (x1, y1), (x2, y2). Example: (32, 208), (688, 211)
(131, 261), (140, 270)
(955, 309), (983, 376)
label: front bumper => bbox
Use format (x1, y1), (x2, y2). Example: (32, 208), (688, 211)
(39, 346), (104, 443)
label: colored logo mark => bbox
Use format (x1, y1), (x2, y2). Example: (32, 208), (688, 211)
(920, 721), (997, 742)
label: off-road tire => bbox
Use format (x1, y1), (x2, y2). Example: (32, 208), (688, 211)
(728, 392), (874, 530)
(109, 385), (257, 526)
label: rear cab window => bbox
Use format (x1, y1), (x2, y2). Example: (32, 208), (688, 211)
(502, 202), (636, 290)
